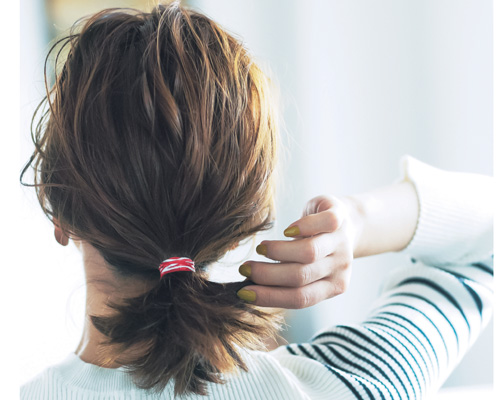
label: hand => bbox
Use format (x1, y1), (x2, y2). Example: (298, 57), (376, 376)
(237, 195), (361, 309)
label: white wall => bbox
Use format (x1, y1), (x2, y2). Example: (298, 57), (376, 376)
(20, 0), (493, 389)
(20, 0), (87, 385)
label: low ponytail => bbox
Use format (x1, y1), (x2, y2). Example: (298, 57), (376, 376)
(22, 3), (283, 397)
(91, 271), (282, 395)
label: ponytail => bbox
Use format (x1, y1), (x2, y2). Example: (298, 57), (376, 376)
(92, 272), (282, 395)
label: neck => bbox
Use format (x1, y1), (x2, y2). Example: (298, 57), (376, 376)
(75, 289), (120, 368)
(74, 242), (152, 368)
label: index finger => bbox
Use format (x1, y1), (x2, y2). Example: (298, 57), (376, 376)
(283, 205), (347, 238)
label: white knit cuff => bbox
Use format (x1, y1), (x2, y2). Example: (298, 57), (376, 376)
(397, 155), (493, 266)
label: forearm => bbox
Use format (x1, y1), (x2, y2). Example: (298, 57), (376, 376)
(346, 181), (419, 259)
(271, 157), (493, 399)
(297, 159), (493, 398)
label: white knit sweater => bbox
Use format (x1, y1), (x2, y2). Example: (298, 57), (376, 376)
(21, 155), (494, 399)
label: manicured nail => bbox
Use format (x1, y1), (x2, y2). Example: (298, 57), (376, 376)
(284, 226), (300, 237)
(256, 244), (267, 256)
(239, 264), (252, 278)
(237, 289), (256, 302)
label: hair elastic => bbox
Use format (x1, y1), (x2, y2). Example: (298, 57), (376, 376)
(159, 257), (195, 277)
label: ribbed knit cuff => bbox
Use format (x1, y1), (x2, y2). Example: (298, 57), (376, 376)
(397, 155), (493, 266)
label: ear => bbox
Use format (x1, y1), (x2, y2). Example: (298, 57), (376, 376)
(53, 219), (69, 246)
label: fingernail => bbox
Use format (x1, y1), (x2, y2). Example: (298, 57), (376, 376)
(239, 264), (252, 278)
(256, 244), (267, 256)
(284, 226), (300, 237)
(237, 289), (256, 302)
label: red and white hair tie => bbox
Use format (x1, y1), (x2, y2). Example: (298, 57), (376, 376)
(159, 257), (195, 278)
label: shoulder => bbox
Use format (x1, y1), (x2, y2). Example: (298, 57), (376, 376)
(20, 349), (346, 399)
(215, 348), (314, 399)
(238, 347), (349, 397)
(205, 347), (341, 399)
(21, 368), (53, 400)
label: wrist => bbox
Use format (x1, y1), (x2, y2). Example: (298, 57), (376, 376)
(341, 182), (419, 259)
(341, 194), (367, 259)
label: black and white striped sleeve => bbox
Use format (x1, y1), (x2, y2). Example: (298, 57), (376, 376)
(271, 156), (493, 400)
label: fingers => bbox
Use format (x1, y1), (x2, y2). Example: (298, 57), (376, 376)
(303, 195), (336, 216)
(284, 196), (347, 238)
(239, 270), (351, 309)
(237, 248), (353, 308)
(257, 231), (344, 264)
(241, 255), (348, 288)
(236, 194), (355, 309)
(283, 210), (341, 238)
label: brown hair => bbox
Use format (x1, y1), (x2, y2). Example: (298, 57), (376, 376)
(21, 2), (282, 396)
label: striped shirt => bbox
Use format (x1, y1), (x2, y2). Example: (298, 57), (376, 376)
(21, 155), (493, 399)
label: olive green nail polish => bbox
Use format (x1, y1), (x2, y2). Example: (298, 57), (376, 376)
(239, 264), (252, 278)
(237, 289), (256, 302)
(256, 244), (267, 256)
(284, 226), (300, 237)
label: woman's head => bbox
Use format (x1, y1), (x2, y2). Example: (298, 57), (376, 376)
(22, 2), (281, 396)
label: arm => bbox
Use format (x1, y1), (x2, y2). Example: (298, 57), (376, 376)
(238, 155), (493, 308)
(236, 182), (419, 308)
(346, 179), (419, 259)
(269, 156), (493, 399)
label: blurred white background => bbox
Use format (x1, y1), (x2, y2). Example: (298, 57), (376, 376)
(20, 0), (493, 393)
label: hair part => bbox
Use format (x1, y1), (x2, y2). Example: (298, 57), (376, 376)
(21, 2), (282, 396)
